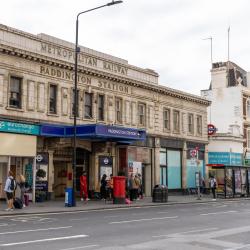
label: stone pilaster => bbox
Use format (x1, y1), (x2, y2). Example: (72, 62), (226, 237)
(182, 141), (187, 189)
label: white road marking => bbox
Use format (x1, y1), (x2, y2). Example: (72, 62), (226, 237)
(200, 210), (237, 216)
(0, 234), (88, 246)
(11, 216), (57, 223)
(103, 215), (119, 218)
(157, 211), (169, 214)
(109, 216), (178, 224)
(70, 218), (89, 221)
(226, 243), (250, 250)
(152, 227), (218, 238)
(59, 245), (100, 250)
(0, 226), (72, 235)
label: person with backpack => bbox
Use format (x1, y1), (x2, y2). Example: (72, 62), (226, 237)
(4, 171), (15, 211)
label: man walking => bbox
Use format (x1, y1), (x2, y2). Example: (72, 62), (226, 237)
(4, 171), (15, 211)
(80, 171), (89, 201)
(210, 176), (217, 200)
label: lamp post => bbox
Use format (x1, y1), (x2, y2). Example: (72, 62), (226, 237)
(72, 0), (123, 206)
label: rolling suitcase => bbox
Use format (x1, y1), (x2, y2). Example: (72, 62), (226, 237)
(14, 197), (23, 209)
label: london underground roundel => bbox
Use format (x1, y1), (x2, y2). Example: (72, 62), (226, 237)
(208, 124), (216, 136)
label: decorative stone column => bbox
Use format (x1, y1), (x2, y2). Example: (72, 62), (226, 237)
(182, 141), (187, 189)
(48, 150), (55, 200)
(154, 137), (161, 186)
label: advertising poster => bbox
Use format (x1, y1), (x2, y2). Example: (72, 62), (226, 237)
(234, 170), (241, 194)
(128, 161), (142, 176)
(99, 156), (113, 180)
(241, 170), (247, 194)
(225, 169), (233, 197)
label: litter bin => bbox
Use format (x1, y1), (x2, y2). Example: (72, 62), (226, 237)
(65, 187), (73, 207)
(152, 185), (168, 202)
(113, 176), (126, 204)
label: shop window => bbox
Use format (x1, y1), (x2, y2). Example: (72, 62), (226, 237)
(115, 97), (122, 123)
(9, 76), (22, 109)
(84, 92), (92, 119)
(138, 103), (146, 126)
(173, 110), (180, 132)
(163, 108), (170, 130)
(247, 130), (250, 148)
(188, 113), (194, 134)
(197, 115), (202, 136)
(98, 94), (105, 121)
(49, 84), (57, 114)
(72, 89), (79, 117)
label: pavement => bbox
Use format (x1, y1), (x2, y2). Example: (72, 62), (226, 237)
(1, 194), (249, 216)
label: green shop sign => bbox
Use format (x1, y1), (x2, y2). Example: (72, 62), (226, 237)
(0, 121), (40, 135)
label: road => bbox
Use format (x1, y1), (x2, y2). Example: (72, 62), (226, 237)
(1, 200), (250, 250)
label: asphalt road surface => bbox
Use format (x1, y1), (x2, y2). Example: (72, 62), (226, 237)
(1, 200), (250, 250)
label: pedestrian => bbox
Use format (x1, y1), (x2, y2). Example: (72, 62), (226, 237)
(80, 171), (90, 201)
(107, 174), (114, 200)
(200, 176), (206, 194)
(4, 171), (15, 211)
(210, 176), (217, 200)
(129, 174), (134, 201)
(17, 174), (26, 207)
(137, 173), (143, 199)
(100, 174), (107, 200)
(133, 175), (140, 201)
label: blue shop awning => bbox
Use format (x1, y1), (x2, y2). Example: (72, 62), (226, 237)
(40, 124), (146, 142)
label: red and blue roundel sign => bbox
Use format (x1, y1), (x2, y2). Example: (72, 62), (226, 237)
(208, 124), (216, 136)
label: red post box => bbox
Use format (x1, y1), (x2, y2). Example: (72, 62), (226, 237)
(113, 176), (126, 204)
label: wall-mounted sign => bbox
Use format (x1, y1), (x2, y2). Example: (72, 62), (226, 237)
(208, 124), (216, 136)
(0, 121), (39, 135)
(208, 152), (242, 165)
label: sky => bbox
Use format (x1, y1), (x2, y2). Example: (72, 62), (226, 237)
(1, 0), (250, 95)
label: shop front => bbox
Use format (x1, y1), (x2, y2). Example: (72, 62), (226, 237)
(159, 138), (183, 191)
(40, 123), (146, 198)
(186, 142), (206, 188)
(0, 120), (39, 200)
(207, 164), (250, 198)
(207, 151), (247, 198)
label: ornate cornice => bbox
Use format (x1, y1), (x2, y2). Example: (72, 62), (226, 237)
(0, 43), (210, 106)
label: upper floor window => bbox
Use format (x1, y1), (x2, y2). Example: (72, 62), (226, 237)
(247, 99), (250, 118)
(188, 113), (194, 134)
(115, 97), (122, 123)
(173, 110), (180, 132)
(98, 94), (105, 121)
(138, 103), (146, 126)
(72, 89), (79, 117)
(9, 76), (22, 109)
(49, 84), (57, 114)
(84, 92), (92, 119)
(248, 130), (250, 148)
(197, 115), (202, 135)
(163, 108), (170, 130)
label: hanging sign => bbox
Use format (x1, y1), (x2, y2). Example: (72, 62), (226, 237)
(208, 124), (216, 136)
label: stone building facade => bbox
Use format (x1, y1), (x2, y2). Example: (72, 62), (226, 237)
(0, 24), (209, 201)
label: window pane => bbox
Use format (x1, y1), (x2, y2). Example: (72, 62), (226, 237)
(9, 77), (21, 108)
(49, 85), (57, 113)
(173, 111), (180, 131)
(84, 93), (92, 119)
(160, 151), (166, 165)
(98, 95), (104, 121)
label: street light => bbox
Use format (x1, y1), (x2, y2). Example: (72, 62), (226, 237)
(72, 0), (123, 206)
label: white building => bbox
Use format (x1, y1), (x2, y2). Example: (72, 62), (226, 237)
(201, 61), (250, 196)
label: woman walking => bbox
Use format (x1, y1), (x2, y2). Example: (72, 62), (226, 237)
(100, 174), (107, 200)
